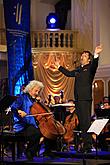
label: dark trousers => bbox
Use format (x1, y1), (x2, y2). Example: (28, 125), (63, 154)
(98, 131), (110, 151)
(17, 125), (42, 156)
(76, 100), (92, 149)
(44, 138), (58, 152)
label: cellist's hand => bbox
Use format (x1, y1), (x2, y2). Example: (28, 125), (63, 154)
(18, 110), (27, 118)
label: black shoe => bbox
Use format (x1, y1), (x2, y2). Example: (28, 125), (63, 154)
(43, 151), (55, 158)
(82, 148), (92, 153)
(43, 151), (49, 157)
(25, 151), (33, 161)
(83, 149), (92, 153)
(78, 147), (92, 153)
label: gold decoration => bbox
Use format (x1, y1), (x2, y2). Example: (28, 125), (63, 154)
(32, 51), (79, 103)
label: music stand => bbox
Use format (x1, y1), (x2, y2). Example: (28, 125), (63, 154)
(0, 95), (17, 131)
(51, 103), (75, 124)
(87, 118), (109, 157)
(0, 95), (17, 161)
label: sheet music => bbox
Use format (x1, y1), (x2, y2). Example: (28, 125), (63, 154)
(51, 103), (75, 107)
(87, 118), (109, 135)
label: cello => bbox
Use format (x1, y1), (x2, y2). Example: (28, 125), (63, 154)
(63, 100), (79, 144)
(63, 112), (79, 143)
(31, 101), (65, 140)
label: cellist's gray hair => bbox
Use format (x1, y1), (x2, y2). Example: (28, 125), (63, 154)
(23, 80), (44, 94)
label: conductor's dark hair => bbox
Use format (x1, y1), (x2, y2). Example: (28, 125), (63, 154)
(81, 50), (93, 60)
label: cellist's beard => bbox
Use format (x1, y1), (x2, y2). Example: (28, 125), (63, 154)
(32, 93), (39, 99)
(31, 94), (38, 100)
(31, 95), (36, 99)
(35, 96), (41, 101)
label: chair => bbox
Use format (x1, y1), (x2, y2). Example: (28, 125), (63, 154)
(0, 128), (45, 161)
(0, 129), (26, 161)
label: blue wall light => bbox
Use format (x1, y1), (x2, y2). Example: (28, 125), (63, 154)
(46, 13), (59, 30)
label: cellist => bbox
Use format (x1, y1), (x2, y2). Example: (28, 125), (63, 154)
(10, 80), (65, 159)
(10, 80), (44, 160)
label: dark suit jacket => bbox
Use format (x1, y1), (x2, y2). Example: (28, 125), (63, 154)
(59, 57), (99, 101)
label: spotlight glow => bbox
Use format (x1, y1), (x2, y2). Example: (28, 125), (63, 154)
(46, 12), (59, 30)
(50, 18), (56, 24)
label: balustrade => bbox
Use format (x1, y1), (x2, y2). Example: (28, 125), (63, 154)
(0, 28), (79, 51)
(31, 30), (78, 50)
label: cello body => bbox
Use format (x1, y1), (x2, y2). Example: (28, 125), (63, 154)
(63, 113), (79, 143)
(31, 101), (65, 139)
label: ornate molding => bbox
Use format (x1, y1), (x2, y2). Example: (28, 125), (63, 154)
(95, 64), (110, 78)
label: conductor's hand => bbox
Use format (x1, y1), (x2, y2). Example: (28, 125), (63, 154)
(18, 110), (27, 118)
(95, 45), (103, 54)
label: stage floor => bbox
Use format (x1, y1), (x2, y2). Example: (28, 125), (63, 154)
(1, 148), (110, 165)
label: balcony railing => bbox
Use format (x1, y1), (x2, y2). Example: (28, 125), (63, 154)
(31, 30), (79, 51)
(0, 28), (79, 51)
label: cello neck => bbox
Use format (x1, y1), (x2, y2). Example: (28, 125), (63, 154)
(36, 100), (51, 112)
